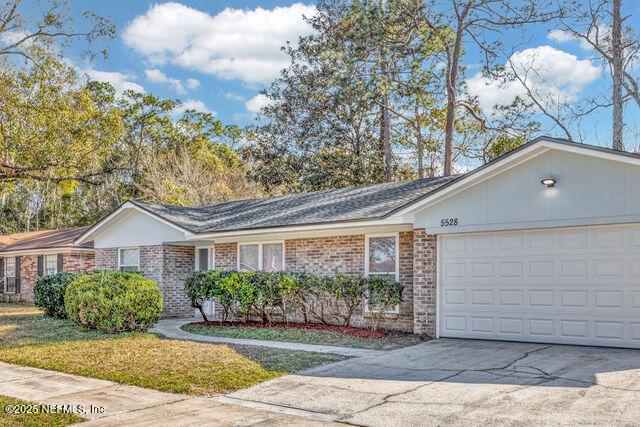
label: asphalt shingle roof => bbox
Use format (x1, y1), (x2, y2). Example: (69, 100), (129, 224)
(0, 227), (93, 253)
(133, 175), (460, 234)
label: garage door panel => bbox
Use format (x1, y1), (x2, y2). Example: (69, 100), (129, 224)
(439, 225), (640, 349)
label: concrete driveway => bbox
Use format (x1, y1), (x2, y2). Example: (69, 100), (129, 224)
(227, 339), (640, 426)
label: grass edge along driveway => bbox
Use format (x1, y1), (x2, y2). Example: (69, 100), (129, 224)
(183, 321), (428, 350)
(0, 303), (346, 396)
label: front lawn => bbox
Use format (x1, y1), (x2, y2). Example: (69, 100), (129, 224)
(183, 321), (427, 350)
(0, 395), (83, 427)
(0, 304), (345, 395)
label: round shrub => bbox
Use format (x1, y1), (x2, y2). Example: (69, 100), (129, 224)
(65, 271), (163, 333)
(33, 272), (80, 318)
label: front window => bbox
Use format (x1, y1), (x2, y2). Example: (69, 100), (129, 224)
(45, 254), (57, 275)
(263, 243), (284, 272)
(367, 235), (398, 280)
(238, 243), (284, 272)
(4, 257), (15, 277)
(119, 248), (139, 272)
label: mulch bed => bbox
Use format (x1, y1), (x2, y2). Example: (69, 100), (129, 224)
(190, 321), (387, 339)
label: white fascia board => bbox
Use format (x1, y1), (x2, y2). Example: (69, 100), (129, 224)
(390, 138), (640, 220)
(75, 202), (193, 244)
(185, 217), (411, 242)
(539, 140), (640, 166)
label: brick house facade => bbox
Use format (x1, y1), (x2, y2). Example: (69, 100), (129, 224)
(16, 252), (95, 302)
(0, 227), (96, 303)
(95, 245), (195, 317)
(93, 230), (434, 333)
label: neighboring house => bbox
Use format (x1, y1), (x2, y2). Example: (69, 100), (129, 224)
(77, 137), (640, 349)
(0, 227), (95, 302)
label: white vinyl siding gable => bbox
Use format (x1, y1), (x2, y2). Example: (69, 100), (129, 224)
(415, 149), (640, 234)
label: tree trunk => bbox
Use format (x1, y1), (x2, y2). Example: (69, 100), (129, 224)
(612, 0), (624, 150)
(378, 0), (392, 182)
(443, 14), (466, 176)
(415, 104), (424, 179)
(382, 95), (392, 182)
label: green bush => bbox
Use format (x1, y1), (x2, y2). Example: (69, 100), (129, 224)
(185, 270), (237, 321)
(33, 272), (80, 318)
(65, 271), (163, 333)
(184, 270), (404, 330)
(365, 275), (404, 330)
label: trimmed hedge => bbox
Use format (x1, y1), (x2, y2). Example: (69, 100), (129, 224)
(65, 271), (163, 333)
(184, 270), (403, 330)
(33, 272), (81, 318)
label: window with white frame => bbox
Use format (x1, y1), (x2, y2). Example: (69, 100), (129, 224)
(195, 247), (215, 271)
(366, 235), (398, 280)
(4, 257), (15, 278)
(45, 254), (58, 275)
(118, 248), (139, 272)
(238, 242), (284, 272)
(365, 234), (399, 313)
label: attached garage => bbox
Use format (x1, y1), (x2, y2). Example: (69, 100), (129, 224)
(438, 225), (640, 348)
(405, 137), (640, 348)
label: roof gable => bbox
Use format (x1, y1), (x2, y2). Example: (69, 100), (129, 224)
(390, 137), (640, 218)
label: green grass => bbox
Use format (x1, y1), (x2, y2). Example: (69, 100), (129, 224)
(0, 395), (83, 427)
(183, 323), (427, 350)
(0, 303), (345, 396)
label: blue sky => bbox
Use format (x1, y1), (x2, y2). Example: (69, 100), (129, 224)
(21, 1), (640, 148)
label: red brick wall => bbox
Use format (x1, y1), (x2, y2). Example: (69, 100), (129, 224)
(205, 233), (415, 332)
(162, 245), (195, 317)
(63, 252), (95, 272)
(19, 255), (37, 302)
(95, 248), (117, 270)
(16, 251), (95, 303)
(94, 245), (195, 318)
(214, 242), (237, 270)
(285, 235), (365, 275)
(413, 229), (437, 336)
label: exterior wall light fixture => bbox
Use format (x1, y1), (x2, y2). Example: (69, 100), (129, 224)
(541, 178), (557, 188)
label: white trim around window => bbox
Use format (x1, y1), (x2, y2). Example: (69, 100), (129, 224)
(195, 247), (215, 271)
(118, 247), (140, 272)
(364, 233), (400, 281)
(45, 254), (58, 275)
(237, 241), (285, 272)
(364, 233), (400, 314)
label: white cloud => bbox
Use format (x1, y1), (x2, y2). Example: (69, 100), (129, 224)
(224, 91), (246, 102)
(123, 2), (316, 84)
(546, 27), (610, 51)
(547, 29), (574, 44)
(81, 68), (144, 95)
(173, 99), (215, 115)
(144, 68), (186, 94)
(245, 94), (272, 113)
(467, 45), (601, 112)
(186, 78), (200, 90)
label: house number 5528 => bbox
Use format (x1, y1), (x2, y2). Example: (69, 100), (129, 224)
(440, 218), (458, 227)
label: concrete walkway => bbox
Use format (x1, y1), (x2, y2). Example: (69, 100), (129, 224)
(0, 362), (337, 426)
(151, 318), (383, 357)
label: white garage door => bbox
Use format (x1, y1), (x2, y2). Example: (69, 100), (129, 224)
(439, 225), (640, 348)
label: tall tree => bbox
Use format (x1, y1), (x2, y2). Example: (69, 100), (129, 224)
(611, 0), (624, 150)
(245, 0), (444, 192)
(558, 0), (640, 149)
(421, 0), (557, 175)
